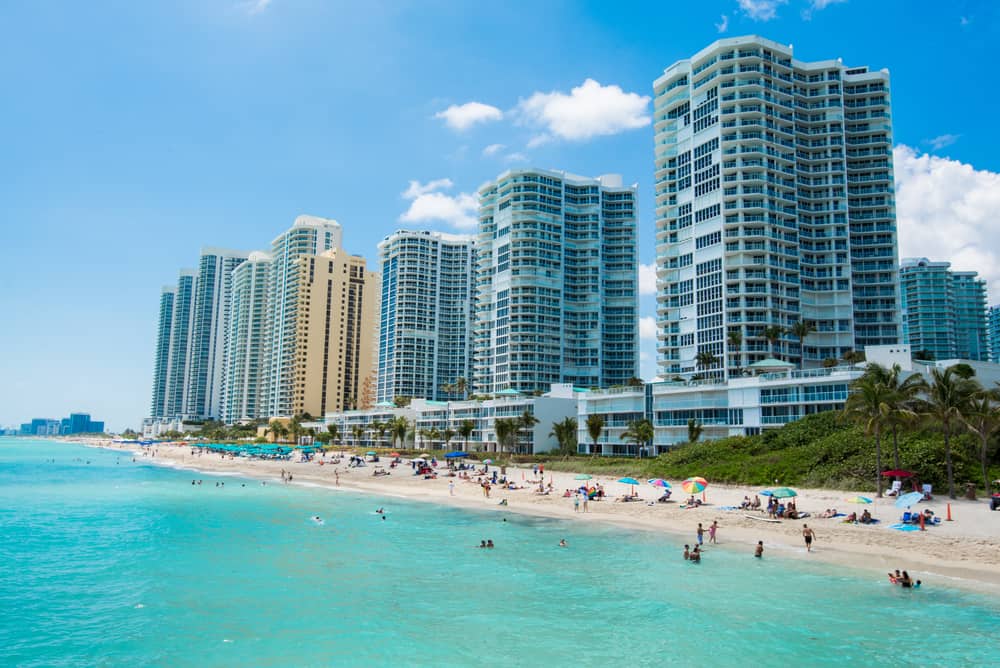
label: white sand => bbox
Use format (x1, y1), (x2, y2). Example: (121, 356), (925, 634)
(82, 439), (1000, 595)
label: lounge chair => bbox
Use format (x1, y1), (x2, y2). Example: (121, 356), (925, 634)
(921, 484), (933, 501)
(887, 481), (902, 497)
(901, 511), (913, 524)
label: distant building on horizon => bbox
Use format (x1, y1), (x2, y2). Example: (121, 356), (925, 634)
(376, 230), (475, 404)
(474, 168), (639, 394)
(653, 36), (902, 379)
(900, 257), (988, 361)
(18, 413), (104, 436)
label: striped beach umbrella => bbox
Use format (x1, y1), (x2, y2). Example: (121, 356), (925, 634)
(647, 478), (672, 488)
(681, 477), (708, 494)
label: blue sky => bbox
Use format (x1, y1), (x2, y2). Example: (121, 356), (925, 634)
(2, 0), (998, 431)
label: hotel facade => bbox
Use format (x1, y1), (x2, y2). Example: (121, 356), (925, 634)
(473, 168), (639, 395)
(653, 36), (901, 379)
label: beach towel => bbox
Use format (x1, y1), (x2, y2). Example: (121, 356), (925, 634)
(889, 523), (921, 532)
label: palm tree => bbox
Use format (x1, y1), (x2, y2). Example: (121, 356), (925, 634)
(962, 389), (1000, 495)
(372, 420), (388, 448)
(442, 428), (457, 450)
(516, 409), (540, 454)
(454, 377), (468, 399)
(493, 418), (519, 457)
(727, 329), (743, 374)
(763, 325), (784, 360)
(695, 350), (718, 374)
(549, 417), (578, 456)
(326, 423), (340, 445)
(687, 418), (703, 444)
(269, 422), (288, 443)
(390, 416), (410, 450)
(918, 366), (979, 499)
(844, 373), (893, 497)
(585, 414), (605, 456)
(288, 416), (303, 446)
(865, 363), (923, 470)
(788, 320), (814, 370)
(623, 419), (655, 456)
(351, 424), (364, 447)
(458, 419), (476, 451)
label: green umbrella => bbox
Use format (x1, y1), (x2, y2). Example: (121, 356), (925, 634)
(574, 474), (593, 481)
(763, 487), (798, 499)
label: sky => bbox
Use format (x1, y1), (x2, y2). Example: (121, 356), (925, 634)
(2, 0), (998, 431)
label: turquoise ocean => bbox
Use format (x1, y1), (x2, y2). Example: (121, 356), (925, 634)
(1, 437), (998, 667)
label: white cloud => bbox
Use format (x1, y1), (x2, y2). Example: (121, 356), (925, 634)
(482, 143), (505, 157)
(925, 134), (960, 151)
(809, 0), (845, 10)
(716, 14), (730, 33)
(638, 263), (657, 296)
(402, 178), (454, 199)
(400, 179), (478, 230)
(517, 79), (651, 142)
(433, 102), (503, 131)
(504, 152), (528, 163)
(639, 316), (658, 342)
(894, 145), (1000, 300)
(526, 134), (551, 149)
(736, 0), (787, 21)
(246, 0), (271, 15)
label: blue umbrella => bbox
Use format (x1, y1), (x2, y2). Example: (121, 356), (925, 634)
(444, 451), (468, 459)
(895, 491), (924, 509)
(618, 477), (640, 485)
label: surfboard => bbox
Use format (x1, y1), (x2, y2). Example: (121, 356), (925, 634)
(744, 514), (781, 523)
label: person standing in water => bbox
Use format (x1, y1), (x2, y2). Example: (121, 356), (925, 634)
(754, 541), (764, 558)
(708, 521), (718, 544)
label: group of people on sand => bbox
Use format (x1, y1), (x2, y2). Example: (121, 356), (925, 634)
(887, 569), (921, 589)
(767, 497), (801, 519)
(740, 495), (762, 510)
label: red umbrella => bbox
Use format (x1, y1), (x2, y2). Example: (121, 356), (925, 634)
(881, 469), (913, 478)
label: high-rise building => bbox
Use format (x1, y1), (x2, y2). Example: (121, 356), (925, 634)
(261, 216), (344, 418)
(185, 247), (249, 420)
(221, 251), (272, 422)
(377, 230), (475, 403)
(474, 168), (639, 394)
(900, 258), (987, 361)
(150, 286), (176, 419)
(287, 248), (380, 417)
(988, 305), (1000, 364)
(653, 36), (901, 378)
(165, 269), (197, 418)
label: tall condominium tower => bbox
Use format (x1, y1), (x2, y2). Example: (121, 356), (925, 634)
(290, 249), (380, 417)
(164, 269), (197, 417)
(150, 286), (176, 419)
(653, 36), (901, 377)
(474, 168), (639, 394)
(261, 215), (344, 418)
(900, 258), (988, 361)
(376, 230), (475, 403)
(221, 251), (272, 422)
(185, 247), (249, 420)
(988, 305), (1000, 364)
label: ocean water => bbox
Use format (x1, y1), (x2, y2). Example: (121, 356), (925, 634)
(1, 438), (997, 667)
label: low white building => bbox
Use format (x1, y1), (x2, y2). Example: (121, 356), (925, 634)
(320, 384), (578, 454)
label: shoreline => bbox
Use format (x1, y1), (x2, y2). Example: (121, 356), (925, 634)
(76, 438), (1000, 597)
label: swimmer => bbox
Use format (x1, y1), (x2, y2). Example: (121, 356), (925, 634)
(754, 541), (764, 558)
(559, 539), (567, 547)
(478, 540), (487, 548)
(312, 516), (324, 525)
(486, 539), (494, 548)
(375, 507), (384, 514)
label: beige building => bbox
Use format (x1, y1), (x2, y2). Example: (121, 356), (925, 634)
(290, 249), (380, 418)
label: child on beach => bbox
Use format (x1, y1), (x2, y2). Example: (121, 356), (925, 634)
(709, 521), (718, 544)
(754, 541), (763, 558)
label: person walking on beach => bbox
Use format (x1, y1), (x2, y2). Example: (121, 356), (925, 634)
(709, 521), (718, 544)
(449, 480), (455, 496)
(696, 523), (704, 546)
(582, 494), (589, 513)
(802, 524), (817, 552)
(335, 471), (340, 486)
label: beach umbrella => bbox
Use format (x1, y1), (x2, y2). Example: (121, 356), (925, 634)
(763, 487), (797, 499)
(482, 459), (493, 465)
(444, 451), (468, 459)
(894, 491), (924, 509)
(681, 477), (708, 494)
(574, 474), (593, 481)
(389, 452), (400, 457)
(881, 469), (913, 478)
(647, 478), (671, 488)
(844, 496), (873, 504)
(618, 476), (639, 496)
(366, 451), (377, 456)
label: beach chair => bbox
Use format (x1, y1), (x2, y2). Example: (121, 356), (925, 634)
(900, 511), (913, 524)
(887, 481), (902, 496)
(921, 484), (933, 501)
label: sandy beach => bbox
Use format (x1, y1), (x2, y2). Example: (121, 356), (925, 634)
(81, 439), (1000, 595)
